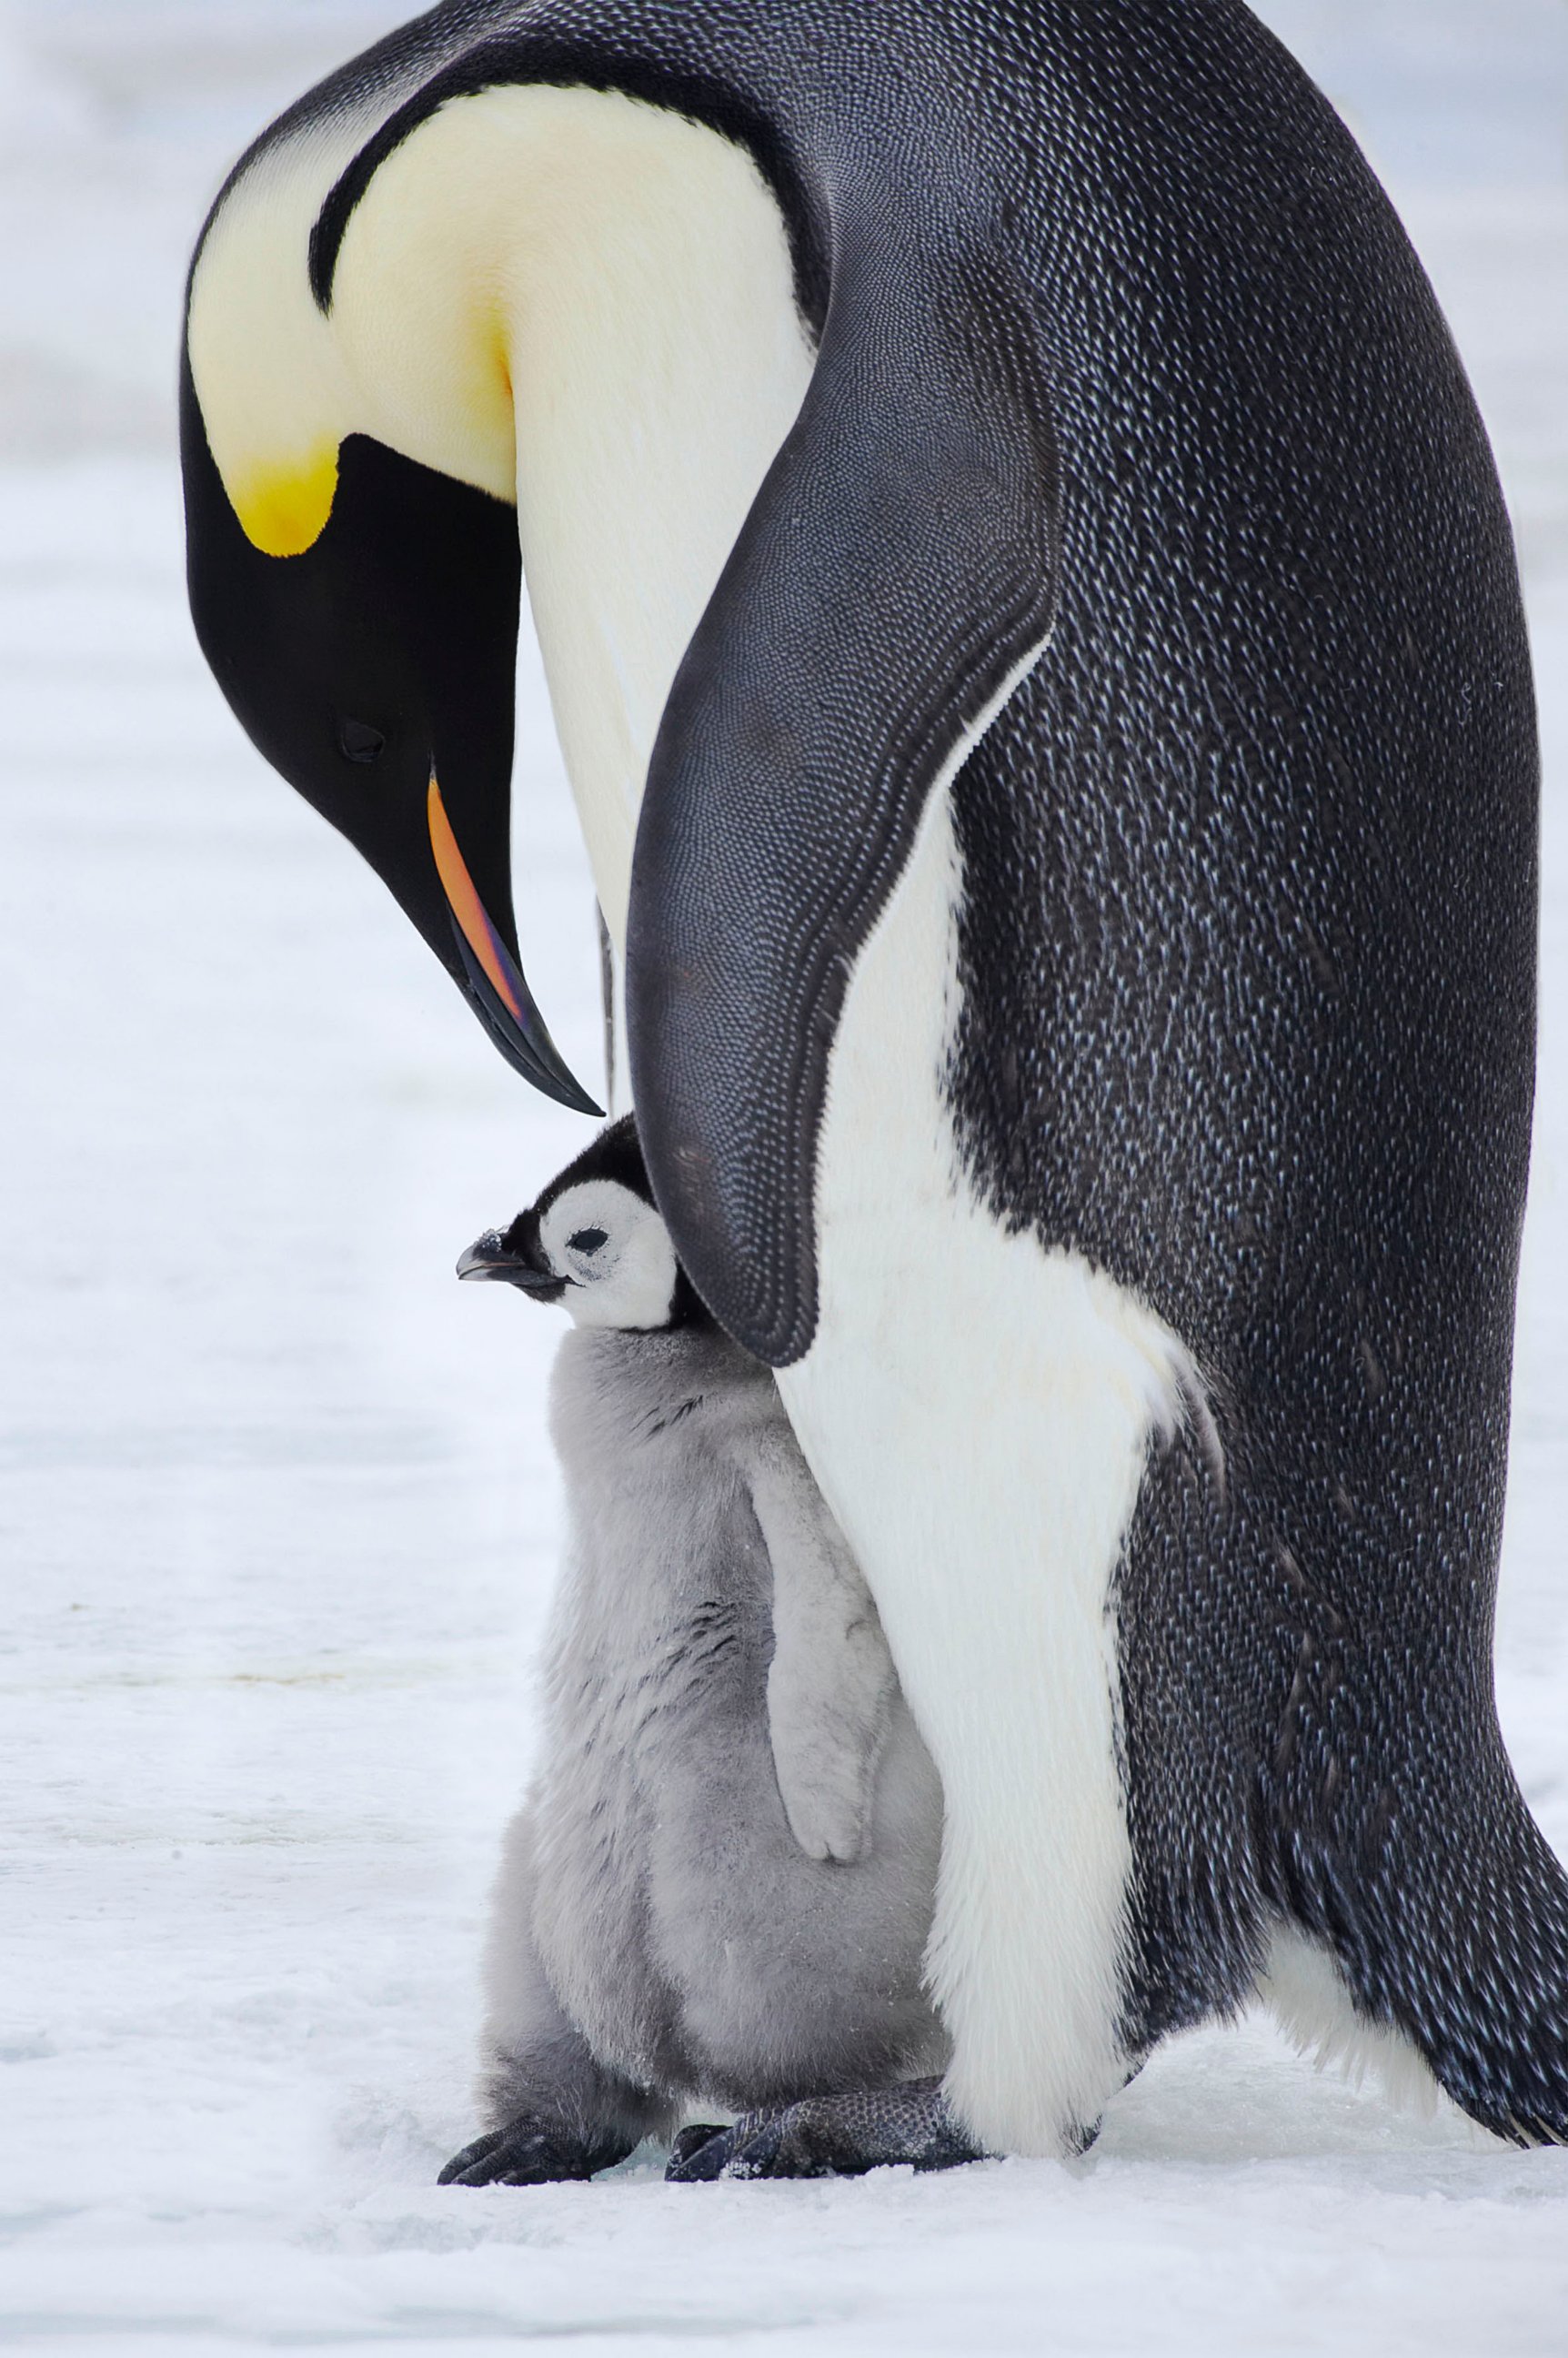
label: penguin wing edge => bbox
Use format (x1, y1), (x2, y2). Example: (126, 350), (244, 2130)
(738, 1426), (898, 1863)
(627, 240), (1060, 1364)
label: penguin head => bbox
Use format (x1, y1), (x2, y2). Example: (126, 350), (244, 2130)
(457, 1116), (704, 1334)
(180, 83), (602, 1117)
(181, 386), (599, 1103)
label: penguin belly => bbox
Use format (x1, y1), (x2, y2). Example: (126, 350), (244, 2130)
(642, 1668), (949, 2110)
(528, 1327), (947, 2114)
(778, 783), (1209, 2157)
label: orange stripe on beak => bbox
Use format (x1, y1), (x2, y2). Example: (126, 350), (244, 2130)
(427, 772), (528, 1026)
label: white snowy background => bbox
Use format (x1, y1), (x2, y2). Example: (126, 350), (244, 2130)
(3, 3), (1567, 2350)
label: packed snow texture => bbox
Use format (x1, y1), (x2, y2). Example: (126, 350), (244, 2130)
(3, 3), (1567, 2350)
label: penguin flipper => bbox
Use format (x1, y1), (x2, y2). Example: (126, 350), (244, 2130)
(738, 1426), (898, 1864)
(628, 235), (1059, 1366)
(663, 2079), (986, 2182)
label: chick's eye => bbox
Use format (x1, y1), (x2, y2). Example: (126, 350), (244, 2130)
(337, 718), (386, 765)
(568, 1227), (608, 1255)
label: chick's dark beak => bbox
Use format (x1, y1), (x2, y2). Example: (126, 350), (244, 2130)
(456, 1229), (564, 1295)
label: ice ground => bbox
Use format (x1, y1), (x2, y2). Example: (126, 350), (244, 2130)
(3, 2), (1568, 2350)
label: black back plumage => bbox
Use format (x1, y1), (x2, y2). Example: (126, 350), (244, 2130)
(191, 0), (1561, 2140)
(920, 7), (1552, 2131)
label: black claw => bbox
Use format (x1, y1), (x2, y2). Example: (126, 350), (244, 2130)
(720, 2114), (787, 2181)
(437, 2128), (508, 2185)
(664, 2127), (740, 2182)
(438, 2119), (603, 2187)
(666, 2121), (729, 2178)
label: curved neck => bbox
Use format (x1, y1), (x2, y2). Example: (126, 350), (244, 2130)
(332, 83), (817, 949)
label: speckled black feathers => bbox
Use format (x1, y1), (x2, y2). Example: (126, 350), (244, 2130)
(911, 3), (1555, 2134)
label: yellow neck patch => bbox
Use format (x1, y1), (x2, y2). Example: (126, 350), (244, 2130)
(231, 443), (340, 559)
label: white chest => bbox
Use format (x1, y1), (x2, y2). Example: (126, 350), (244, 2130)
(493, 88), (818, 944)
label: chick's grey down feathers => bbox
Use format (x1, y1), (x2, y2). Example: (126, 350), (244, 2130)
(458, 1315), (950, 2179)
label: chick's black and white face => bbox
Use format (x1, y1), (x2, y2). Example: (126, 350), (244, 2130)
(538, 1179), (679, 1331)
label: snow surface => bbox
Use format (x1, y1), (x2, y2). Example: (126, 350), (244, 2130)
(3, 4), (1568, 2351)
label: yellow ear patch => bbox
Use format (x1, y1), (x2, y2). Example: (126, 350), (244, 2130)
(231, 444), (340, 558)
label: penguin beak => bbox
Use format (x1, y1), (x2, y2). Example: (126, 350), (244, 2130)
(178, 362), (601, 1120)
(456, 1230), (565, 1294)
(426, 776), (602, 1115)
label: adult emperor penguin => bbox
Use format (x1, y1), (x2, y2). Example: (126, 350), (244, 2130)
(181, 0), (1568, 2154)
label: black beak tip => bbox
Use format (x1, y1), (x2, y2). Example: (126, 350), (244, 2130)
(456, 1232), (563, 1295)
(456, 1234), (508, 1282)
(453, 947), (604, 1117)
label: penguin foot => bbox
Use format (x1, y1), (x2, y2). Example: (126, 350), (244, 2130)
(663, 2080), (986, 2182)
(438, 2117), (633, 2186)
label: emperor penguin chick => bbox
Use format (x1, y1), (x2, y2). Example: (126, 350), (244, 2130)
(440, 1118), (974, 2186)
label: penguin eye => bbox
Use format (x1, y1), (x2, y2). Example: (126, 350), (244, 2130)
(337, 718), (386, 765)
(568, 1227), (608, 1254)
